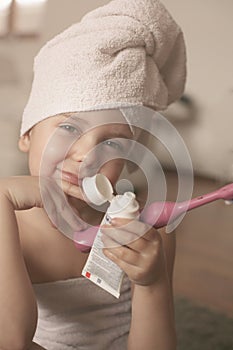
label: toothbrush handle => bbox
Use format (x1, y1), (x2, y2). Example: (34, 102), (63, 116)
(187, 191), (219, 211)
(186, 182), (233, 210)
(140, 182), (233, 229)
(140, 189), (222, 229)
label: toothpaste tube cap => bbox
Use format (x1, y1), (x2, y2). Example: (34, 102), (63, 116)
(82, 174), (114, 205)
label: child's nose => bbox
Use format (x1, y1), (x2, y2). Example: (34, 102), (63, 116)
(68, 134), (100, 174)
(69, 133), (94, 159)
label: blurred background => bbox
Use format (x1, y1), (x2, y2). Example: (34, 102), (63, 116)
(0, 1), (233, 349)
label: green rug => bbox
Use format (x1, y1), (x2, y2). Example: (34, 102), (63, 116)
(175, 297), (233, 350)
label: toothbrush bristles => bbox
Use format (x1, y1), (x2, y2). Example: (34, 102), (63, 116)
(224, 200), (233, 205)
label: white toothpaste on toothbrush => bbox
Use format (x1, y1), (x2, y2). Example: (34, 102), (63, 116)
(81, 174), (139, 298)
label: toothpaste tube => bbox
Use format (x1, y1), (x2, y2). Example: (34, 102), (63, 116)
(81, 175), (139, 298)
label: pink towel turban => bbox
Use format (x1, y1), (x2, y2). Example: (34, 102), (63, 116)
(20, 0), (187, 136)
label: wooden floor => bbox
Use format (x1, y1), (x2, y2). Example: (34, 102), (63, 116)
(165, 171), (233, 317)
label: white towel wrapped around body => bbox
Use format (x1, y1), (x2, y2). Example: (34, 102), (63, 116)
(20, 0), (186, 136)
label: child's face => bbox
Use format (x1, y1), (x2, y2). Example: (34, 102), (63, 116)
(19, 110), (133, 201)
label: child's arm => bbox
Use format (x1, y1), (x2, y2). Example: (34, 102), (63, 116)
(101, 219), (176, 350)
(129, 227), (176, 350)
(0, 177), (43, 350)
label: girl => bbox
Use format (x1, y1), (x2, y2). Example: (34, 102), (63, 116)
(0, 0), (187, 349)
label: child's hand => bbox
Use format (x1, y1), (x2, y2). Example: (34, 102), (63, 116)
(0, 176), (43, 210)
(59, 178), (85, 202)
(0, 176), (86, 232)
(101, 218), (167, 286)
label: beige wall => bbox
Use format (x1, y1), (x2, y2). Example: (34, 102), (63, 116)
(0, 0), (232, 180)
(161, 0), (233, 182)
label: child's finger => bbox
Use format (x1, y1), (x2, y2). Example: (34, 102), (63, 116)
(101, 219), (149, 241)
(101, 225), (140, 248)
(103, 247), (153, 286)
(42, 178), (87, 232)
(103, 244), (140, 267)
(60, 179), (85, 200)
(108, 218), (159, 242)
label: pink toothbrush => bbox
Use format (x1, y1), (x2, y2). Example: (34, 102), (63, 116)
(74, 182), (233, 252)
(140, 182), (233, 228)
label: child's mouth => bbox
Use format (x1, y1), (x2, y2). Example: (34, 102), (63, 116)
(61, 170), (79, 186)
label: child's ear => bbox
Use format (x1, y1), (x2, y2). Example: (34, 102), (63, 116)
(18, 131), (31, 153)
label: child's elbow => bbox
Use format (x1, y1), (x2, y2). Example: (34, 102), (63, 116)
(0, 322), (37, 350)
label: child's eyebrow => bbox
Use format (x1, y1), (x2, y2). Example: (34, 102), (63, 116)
(107, 129), (134, 139)
(58, 114), (90, 127)
(70, 115), (91, 126)
(60, 113), (134, 138)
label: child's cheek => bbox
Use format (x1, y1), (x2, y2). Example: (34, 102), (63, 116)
(40, 137), (72, 177)
(101, 159), (125, 184)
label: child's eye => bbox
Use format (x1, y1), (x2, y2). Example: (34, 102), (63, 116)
(58, 124), (79, 134)
(103, 139), (123, 151)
